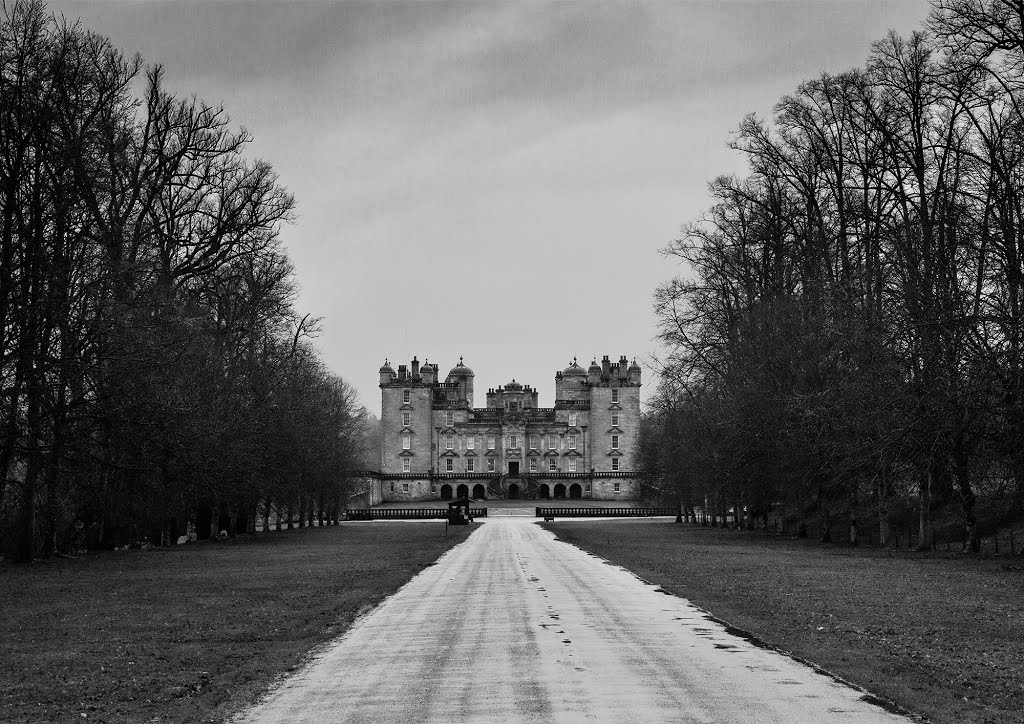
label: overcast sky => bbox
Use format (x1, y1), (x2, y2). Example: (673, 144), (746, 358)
(50, 0), (930, 415)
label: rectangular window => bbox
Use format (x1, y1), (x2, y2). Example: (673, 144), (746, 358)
(402, 458), (411, 473)
(614, 482), (621, 492)
(568, 434), (577, 450)
(487, 458), (495, 472)
(402, 482), (409, 492)
(467, 458), (475, 473)
(446, 458), (454, 472)
(446, 411), (454, 427)
(402, 411), (411, 427)
(611, 413), (620, 427)
(569, 412), (577, 427)
(467, 436), (475, 450)
(402, 435), (411, 450)
(530, 435), (538, 449)
(611, 389), (619, 404)
(529, 458), (538, 472)
(585, 484), (592, 493)
(548, 458), (557, 472)
(487, 435), (495, 450)
(568, 458), (577, 472)
(403, 389), (411, 404)
(509, 435), (518, 449)
(611, 434), (619, 449)
(549, 436), (557, 450)
(446, 435), (454, 450)
(611, 457), (619, 471)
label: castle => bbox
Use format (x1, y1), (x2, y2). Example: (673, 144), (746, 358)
(378, 356), (641, 501)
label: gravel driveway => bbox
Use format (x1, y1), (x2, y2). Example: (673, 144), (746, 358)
(233, 518), (913, 723)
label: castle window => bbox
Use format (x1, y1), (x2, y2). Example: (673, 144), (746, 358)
(548, 436), (557, 450)
(403, 482), (409, 492)
(467, 436), (475, 450)
(530, 435), (538, 449)
(569, 412), (577, 427)
(611, 434), (619, 450)
(548, 458), (557, 472)
(402, 411), (411, 427)
(402, 459), (411, 473)
(509, 435), (518, 449)
(402, 435), (411, 450)
(446, 435), (454, 450)
(611, 413), (620, 427)
(568, 458), (577, 472)
(467, 458), (475, 473)
(446, 411), (454, 427)
(614, 482), (621, 492)
(487, 459), (495, 472)
(446, 458), (454, 472)
(611, 457), (619, 471)
(529, 458), (538, 472)
(611, 389), (619, 404)
(568, 434), (577, 450)
(403, 389), (411, 404)
(487, 435), (495, 450)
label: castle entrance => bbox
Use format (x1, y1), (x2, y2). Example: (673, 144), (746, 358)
(508, 483), (521, 499)
(440, 484), (453, 500)
(539, 484), (550, 499)
(569, 483), (582, 499)
(472, 483), (485, 499)
(508, 461), (520, 475)
(456, 484), (469, 499)
(553, 484), (566, 499)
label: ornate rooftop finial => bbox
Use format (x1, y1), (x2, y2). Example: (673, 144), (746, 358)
(459, 355), (464, 365)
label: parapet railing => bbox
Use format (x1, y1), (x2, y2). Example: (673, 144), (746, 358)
(345, 508), (488, 521)
(536, 507), (678, 519)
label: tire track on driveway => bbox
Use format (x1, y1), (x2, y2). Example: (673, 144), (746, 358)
(233, 518), (918, 724)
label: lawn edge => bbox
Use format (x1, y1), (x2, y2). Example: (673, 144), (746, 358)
(224, 523), (483, 723)
(541, 524), (930, 724)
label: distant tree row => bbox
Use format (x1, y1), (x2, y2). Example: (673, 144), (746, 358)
(0, 1), (366, 561)
(645, 0), (1024, 551)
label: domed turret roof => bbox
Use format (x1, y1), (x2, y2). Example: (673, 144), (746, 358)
(563, 357), (586, 376)
(628, 358), (641, 371)
(588, 359), (602, 374)
(447, 356), (474, 378)
(504, 378), (523, 391)
(379, 359), (394, 374)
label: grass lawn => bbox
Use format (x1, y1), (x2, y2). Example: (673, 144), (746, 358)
(545, 519), (1024, 724)
(0, 522), (474, 724)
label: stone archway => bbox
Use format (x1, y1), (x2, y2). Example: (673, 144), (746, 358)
(554, 483), (566, 499)
(440, 484), (453, 500)
(508, 483), (520, 499)
(569, 483), (582, 499)
(539, 484), (550, 499)
(456, 484), (469, 499)
(472, 483), (485, 499)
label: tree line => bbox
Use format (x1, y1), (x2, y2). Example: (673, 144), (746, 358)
(0, 0), (367, 561)
(643, 0), (1024, 551)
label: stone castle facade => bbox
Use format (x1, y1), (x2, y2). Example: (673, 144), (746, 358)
(377, 355), (641, 501)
